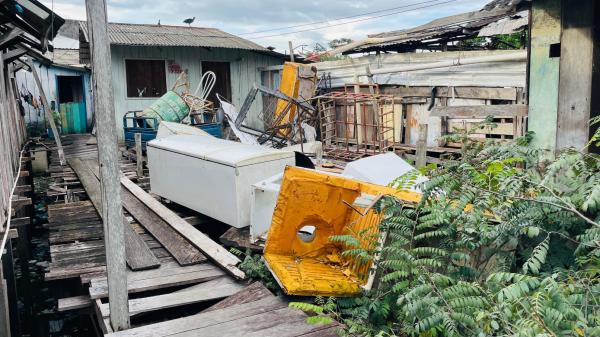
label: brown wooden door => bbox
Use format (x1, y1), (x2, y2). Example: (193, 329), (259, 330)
(201, 61), (231, 105)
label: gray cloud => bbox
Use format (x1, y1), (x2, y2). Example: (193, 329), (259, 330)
(43, 0), (490, 52)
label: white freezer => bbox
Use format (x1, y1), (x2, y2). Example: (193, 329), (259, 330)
(147, 135), (295, 228)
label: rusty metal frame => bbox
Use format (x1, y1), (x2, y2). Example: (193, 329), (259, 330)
(318, 91), (395, 160)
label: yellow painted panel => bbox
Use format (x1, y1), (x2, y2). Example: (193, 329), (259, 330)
(274, 62), (317, 135)
(264, 166), (421, 296)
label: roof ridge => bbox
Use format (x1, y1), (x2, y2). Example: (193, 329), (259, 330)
(110, 21), (219, 31)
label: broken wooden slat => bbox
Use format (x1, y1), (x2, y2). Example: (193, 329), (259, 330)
(219, 227), (264, 253)
(104, 296), (285, 337)
(14, 185), (31, 194)
(58, 295), (91, 312)
(10, 197), (31, 210)
(99, 277), (244, 318)
(430, 104), (528, 118)
(69, 158), (159, 271)
(120, 176), (245, 279)
(83, 159), (206, 266)
(10, 217), (29, 228)
(46, 265), (107, 281)
(105, 296), (339, 337)
(205, 282), (272, 312)
(93, 299), (113, 334)
(88, 262), (225, 299)
(120, 188), (207, 266)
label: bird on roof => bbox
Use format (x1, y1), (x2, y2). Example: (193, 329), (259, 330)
(183, 17), (195, 26)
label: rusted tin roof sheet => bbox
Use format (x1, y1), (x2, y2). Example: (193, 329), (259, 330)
(347, 0), (532, 54)
(79, 22), (270, 52)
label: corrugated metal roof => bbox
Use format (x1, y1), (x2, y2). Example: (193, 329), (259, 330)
(482, 0), (531, 11)
(79, 22), (270, 52)
(346, 0), (532, 54)
(478, 11), (528, 37)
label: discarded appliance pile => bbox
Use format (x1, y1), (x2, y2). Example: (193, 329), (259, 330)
(136, 61), (428, 297)
(146, 129), (425, 296)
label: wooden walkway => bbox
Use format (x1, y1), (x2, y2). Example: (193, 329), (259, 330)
(106, 282), (340, 337)
(45, 134), (340, 336)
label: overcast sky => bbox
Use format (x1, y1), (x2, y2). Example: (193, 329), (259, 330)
(41, 0), (491, 53)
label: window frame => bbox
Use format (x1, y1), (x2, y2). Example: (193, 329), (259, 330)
(124, 58), (168, 99)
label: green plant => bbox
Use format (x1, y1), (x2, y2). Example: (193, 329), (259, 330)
(230, 248), (281, 293)
(318, 123), (600, 336)
(289, 296), (337, 325)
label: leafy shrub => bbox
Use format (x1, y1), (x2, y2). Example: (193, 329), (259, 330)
(319, 127), (600, 336)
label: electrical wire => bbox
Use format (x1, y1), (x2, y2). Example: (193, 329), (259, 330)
(247, 0), (459, 40)
(0, 144), (27, 257)
(238, 0), (445, 36)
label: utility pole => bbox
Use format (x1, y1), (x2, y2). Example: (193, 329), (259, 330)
(288, 41), (295, 62)
(84, 0), (129, 331)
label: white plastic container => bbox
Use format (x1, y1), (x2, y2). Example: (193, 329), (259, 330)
(250, 173), (284, 243)
(147, 135), (295, 228)
(342, 152), (428, 192)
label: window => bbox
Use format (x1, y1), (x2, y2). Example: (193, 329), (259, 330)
(125, 59), (167, 98)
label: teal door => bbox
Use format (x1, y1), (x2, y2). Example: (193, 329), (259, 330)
(57, 75), (87, 134)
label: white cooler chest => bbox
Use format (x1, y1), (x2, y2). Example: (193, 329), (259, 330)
(147, 135), (295, 228)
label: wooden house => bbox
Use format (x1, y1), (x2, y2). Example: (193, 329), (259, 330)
(77, 22), (285, 136)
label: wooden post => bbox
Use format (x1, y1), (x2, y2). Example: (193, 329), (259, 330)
(26, 59), (65, 166)
(0, 262), (10, 337)
(353, 74), (364, 146)
(288, 41), (295, 62)
(416, 124), (428, 169)
(135, 133), (143, 177)
(85, 0), (130, 330)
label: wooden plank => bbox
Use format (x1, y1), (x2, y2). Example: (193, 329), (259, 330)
(220, 227), (264, 253)
(13, 185), (31, 194)
(50, 240), (105, 254)
(58, 295), (91, 312)
(166, 307), (310, 337)
(105, 296), (286, 337)
(448, 121), (515, 136)
(135, 133), (143, 177)
(69, 158), (159, 271)
(120, 176), (245, 279)
(46, 266), (107, 281)
(83, 159), (206, 266)
(430, 104), (528, 118)
(205, 282), (272, 312)
(88, 264), (225, 299)
(10, 217), (29, 228)
(93, 299), (113, 334)
(556, 0), (595, 150)
(89, 261), (225, 298)
(382, 86), (518, 100)
(99, 277), (244, 317)
(0, 26), (24, 49)
(120, 188), (206, 265)
(10, 197), (30, 210)
(416, 124), (428, 169)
